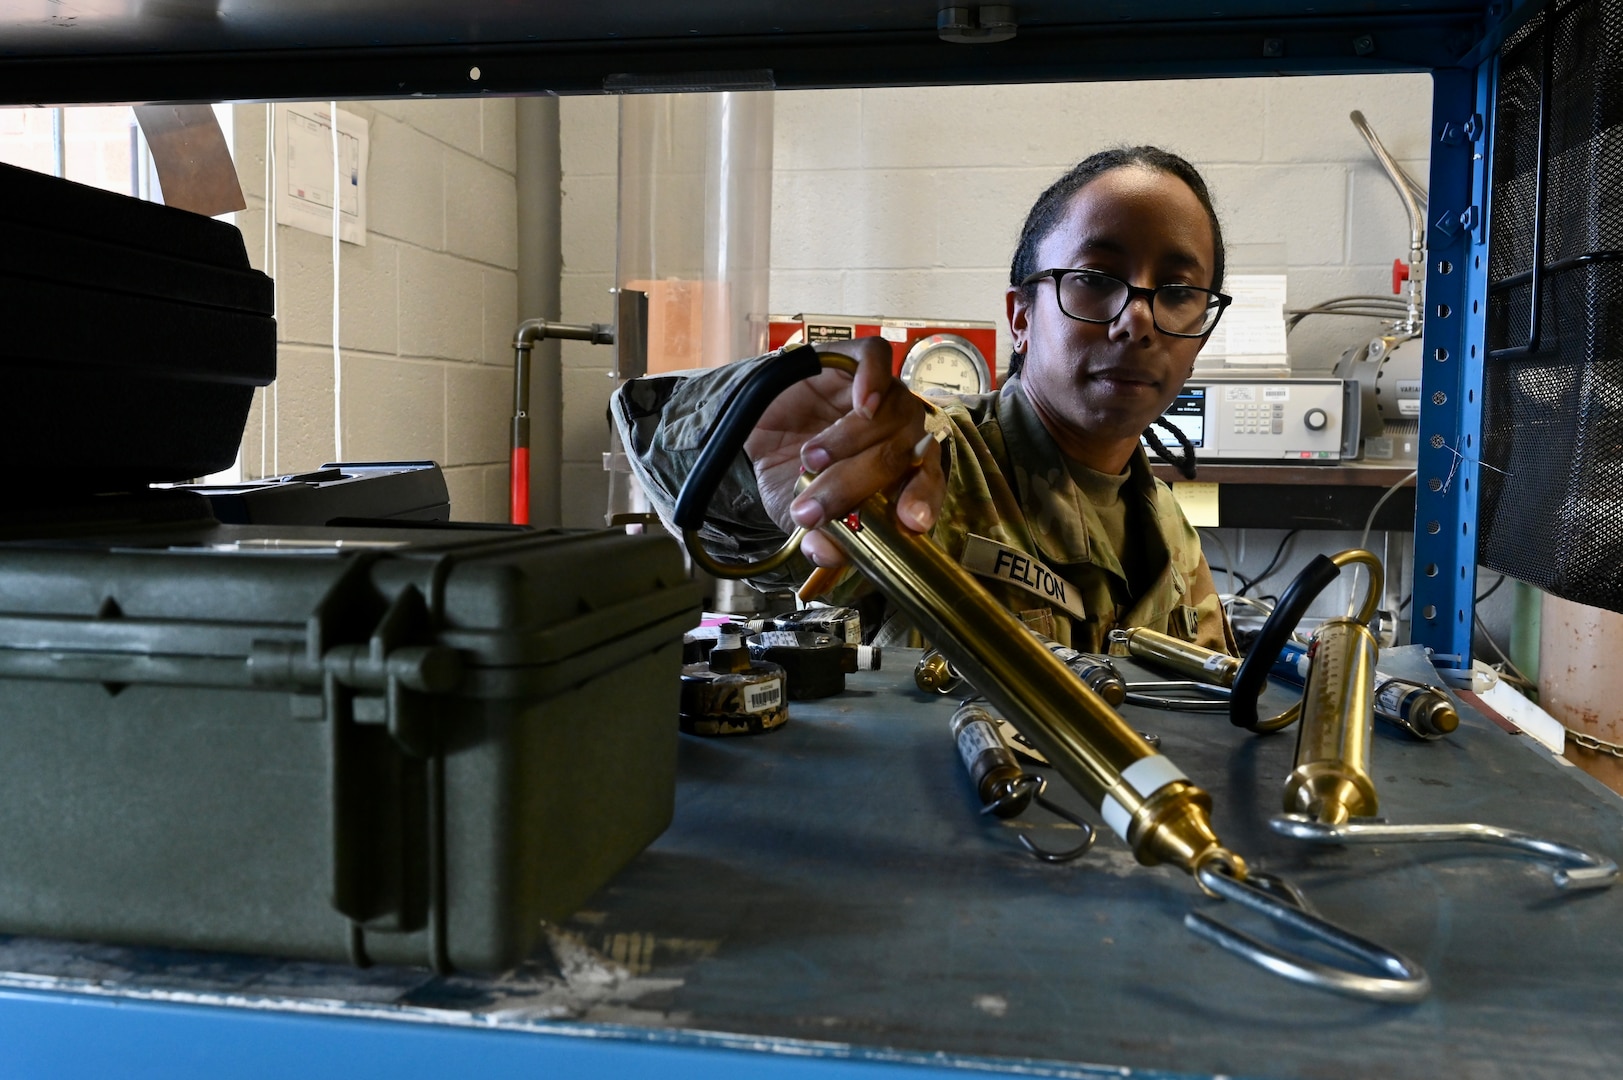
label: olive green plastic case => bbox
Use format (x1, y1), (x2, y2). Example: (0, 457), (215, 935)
(0, 521), (701, 973)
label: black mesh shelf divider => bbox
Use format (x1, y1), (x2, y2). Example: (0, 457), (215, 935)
(1481, 0), (1623, 613)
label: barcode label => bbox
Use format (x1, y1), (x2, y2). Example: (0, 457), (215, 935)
(745, 679), (783, 713)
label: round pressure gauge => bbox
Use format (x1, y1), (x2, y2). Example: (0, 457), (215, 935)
(898, 333), (993, 396)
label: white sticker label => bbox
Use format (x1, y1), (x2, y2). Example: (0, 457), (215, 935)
(1203, 653), (1229, 673)
(955, 721), (1003, 763)
(755, 630), (802, 647)
(959, 535), (1086, 619)
(1224, 386), (1257, 402)
(1262, 386), (1291, 401)
(1100, 756), (1190, 842)
(744, 679), (783, 713)
(880, 325), (909, 342)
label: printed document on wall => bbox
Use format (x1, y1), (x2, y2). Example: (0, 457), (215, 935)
(1203, 273), (1287, 369)
(274, 104), (368, 245)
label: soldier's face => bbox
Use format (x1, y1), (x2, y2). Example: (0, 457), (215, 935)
(1007, 166), (1216, 465)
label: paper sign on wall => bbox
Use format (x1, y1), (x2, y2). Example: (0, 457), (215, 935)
(274, 104), (368, 245)
(1202, 273), (1286, 368)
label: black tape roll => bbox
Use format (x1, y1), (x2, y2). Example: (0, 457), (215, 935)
(671, 344), (825, 532)
(1230, 553), (1342, 732)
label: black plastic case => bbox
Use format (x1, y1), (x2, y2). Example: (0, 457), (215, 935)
(0, 161), (276, 488)
(0, 520), (701, 973)
(181, 461), (453, 525)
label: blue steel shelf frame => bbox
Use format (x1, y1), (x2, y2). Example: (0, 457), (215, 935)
(1412, 58), (1496, 673)
(0, 987), (1213, 1080)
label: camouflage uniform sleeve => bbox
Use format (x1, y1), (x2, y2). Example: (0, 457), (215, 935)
(610, 355), (811, 589)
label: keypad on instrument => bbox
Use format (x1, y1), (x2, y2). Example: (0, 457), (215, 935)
(1233, 402), (1285, 435)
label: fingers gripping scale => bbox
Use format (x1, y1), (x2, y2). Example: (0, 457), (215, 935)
(672, 347), (1429, 1001)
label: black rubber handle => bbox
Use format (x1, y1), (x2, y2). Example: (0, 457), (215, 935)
(672, 345), (826, 531)
(1230, 553), (1342, 732)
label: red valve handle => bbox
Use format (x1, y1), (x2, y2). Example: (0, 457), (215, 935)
(1392, 258), (1411, 295)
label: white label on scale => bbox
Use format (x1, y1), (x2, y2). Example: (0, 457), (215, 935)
(955, 721), (1003, 762)
(1224, 386), (1257, 402)
(1262, 386), (1291, 401)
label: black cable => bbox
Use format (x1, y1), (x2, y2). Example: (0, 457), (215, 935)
(1399, 594), (1412, 612)
(1238, 530), (1299, 598)
(1476, 573), (1508, 604)
(1205, 565), (1258, 594)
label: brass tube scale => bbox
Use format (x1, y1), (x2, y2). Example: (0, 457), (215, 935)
(669, 346), (1430, 1000)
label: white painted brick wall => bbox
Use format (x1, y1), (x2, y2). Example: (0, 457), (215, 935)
(553, 73), (1432, 528)
(559, 94), (622, 527)
(233, 98), (517, 521)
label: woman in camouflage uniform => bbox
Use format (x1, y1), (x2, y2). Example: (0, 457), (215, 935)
(614, 146), (1236, 654)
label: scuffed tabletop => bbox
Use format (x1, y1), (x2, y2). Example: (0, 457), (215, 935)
(3, 647), (1620, 1079)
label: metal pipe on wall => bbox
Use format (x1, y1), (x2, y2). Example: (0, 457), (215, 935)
(515, 95), (562, 528)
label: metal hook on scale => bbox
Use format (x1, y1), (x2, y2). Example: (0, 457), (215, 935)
(952, 697), (1099, 863)
(671, 345), (1430, 1002)
(1271, 816), (1618, 890)
(1186, 862), (1432, 1003)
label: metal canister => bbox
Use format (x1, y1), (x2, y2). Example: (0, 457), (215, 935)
(950, 700), (1031, 818)
(1373, 677), (1459, 740)
(915, 649), (963, 695)
(1031, 633), (1127, 706)
(680, 634), (789, 736)
(1109, 626), (1240, 687)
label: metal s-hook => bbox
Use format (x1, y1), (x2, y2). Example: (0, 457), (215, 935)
(1271, 815), (1619, 891)
(1185, 863), (1432, 1003)
(979, 774), (1098, 863)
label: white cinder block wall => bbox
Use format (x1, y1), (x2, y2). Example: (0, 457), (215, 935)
(231, 99), (519, 521)
(558, 72), (1433, 528)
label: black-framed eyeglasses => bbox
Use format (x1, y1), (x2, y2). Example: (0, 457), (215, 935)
(1020, 268), (1232, 338)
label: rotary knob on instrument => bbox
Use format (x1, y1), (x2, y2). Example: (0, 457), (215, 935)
(1304, 407), (1329, 431)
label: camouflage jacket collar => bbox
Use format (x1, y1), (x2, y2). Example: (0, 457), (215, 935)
(994, 378), (1180, 596)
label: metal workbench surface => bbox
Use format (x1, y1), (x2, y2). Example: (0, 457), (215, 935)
(1, 647), (1619, 1079)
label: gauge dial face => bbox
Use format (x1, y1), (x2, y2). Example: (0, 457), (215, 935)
(898, 334), (992, 395)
